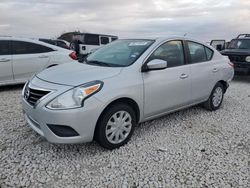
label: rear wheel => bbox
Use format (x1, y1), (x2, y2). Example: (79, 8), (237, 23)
(95, 103), (136, 150)
(203, 82), (224, 111)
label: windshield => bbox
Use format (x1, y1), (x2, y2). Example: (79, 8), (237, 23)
(228, 39), (250, 49)
(85, 39), (154, 67)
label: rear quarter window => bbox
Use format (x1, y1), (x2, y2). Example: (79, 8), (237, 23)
(205, 47), (213, 60)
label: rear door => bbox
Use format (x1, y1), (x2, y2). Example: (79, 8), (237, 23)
(12, 40), (53, 81)
(185, 41), (215, 103)
(0, 40), (13, 83)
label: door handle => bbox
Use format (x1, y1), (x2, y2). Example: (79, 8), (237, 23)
(0, 58), (11, 62)
(213, 68), (218, 72)
(38, 55), (49, 58)
(180, 74), (188, 79)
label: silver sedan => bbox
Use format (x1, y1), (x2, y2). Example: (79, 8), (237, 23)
(22, 37), (234, 149)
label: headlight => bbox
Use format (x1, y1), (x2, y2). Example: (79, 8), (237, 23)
(246, 56), (250, 62)
(22, 81), (29, 96)
(46, 81), (103, 110)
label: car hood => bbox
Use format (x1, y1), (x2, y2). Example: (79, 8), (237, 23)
(221, 49), (250, 56)
(36, 63), (122, 86)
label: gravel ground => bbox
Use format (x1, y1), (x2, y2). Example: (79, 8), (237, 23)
(0, 76), (250, 188)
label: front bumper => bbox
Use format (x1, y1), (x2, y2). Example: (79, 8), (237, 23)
(22, 77), (104, 144)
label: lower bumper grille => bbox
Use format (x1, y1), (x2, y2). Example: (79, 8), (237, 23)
(47, 124), (79, 137)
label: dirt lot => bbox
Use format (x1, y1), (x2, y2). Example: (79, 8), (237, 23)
(0, 76), (250, 188)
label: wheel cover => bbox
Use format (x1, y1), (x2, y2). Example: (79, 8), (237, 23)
(212, 87), (223, 107)
(105, 111), (132, 144)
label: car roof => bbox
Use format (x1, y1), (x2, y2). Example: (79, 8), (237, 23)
(119, 36), (210, 47)
(60, 32), (118, 38)
(232, 38), (250, 40)
(120, 36), (198, 41)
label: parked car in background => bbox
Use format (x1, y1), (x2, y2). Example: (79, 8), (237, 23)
(58, 32), (118, 57)
(39, 38), (70, 49)
(0, 36), (77, 86)
(22, 37), (234, 149)
(220, 34), (250, 74)
(210, 40), (227, 51)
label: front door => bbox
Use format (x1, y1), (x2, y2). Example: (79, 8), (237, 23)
(143, 40), (191, 118)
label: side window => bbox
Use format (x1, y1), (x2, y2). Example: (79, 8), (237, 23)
(12, 41), (54, 55)
(0, 40), (11, 55)
(100, 37), (109, 45)
(205, 47), (213, 60)
(148, 40), (185, 68)
(187, 41), (207, 63)
(85, 34), (100, 45)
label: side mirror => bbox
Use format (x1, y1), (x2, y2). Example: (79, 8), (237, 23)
(142, 59), (167, 72)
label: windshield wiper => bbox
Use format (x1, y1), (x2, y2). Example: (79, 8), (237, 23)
(86, 60), (112, 67)
(85, 60), (125, 67)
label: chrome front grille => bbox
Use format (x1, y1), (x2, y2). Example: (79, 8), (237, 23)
(24, 86), (50, 106)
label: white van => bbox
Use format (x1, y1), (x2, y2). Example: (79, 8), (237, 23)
(58, 32), (118, 56)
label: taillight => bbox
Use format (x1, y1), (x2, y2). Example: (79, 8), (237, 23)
(228, 62), (234, 68)
(69, 52), (77, 60)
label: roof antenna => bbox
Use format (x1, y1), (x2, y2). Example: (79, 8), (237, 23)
(184, 33), (187, 37)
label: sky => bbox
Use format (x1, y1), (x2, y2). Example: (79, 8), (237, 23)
(0, 0), (249, 42)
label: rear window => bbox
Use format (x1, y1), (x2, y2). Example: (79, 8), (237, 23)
(0, 40), (11, 55)
(39, 39), (56, 45)
(210, 40), (225, 49)
(58, 33), (75, 42)
(56, 41), (66, 46)
(12, 41), (54, 54)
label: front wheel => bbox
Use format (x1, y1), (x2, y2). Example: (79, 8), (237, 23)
(95, 103), (136, 150)
(203, 82), (224, 111)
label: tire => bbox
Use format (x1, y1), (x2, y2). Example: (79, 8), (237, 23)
(203, 82), (224, 111)
(95, 103), (136, 150)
